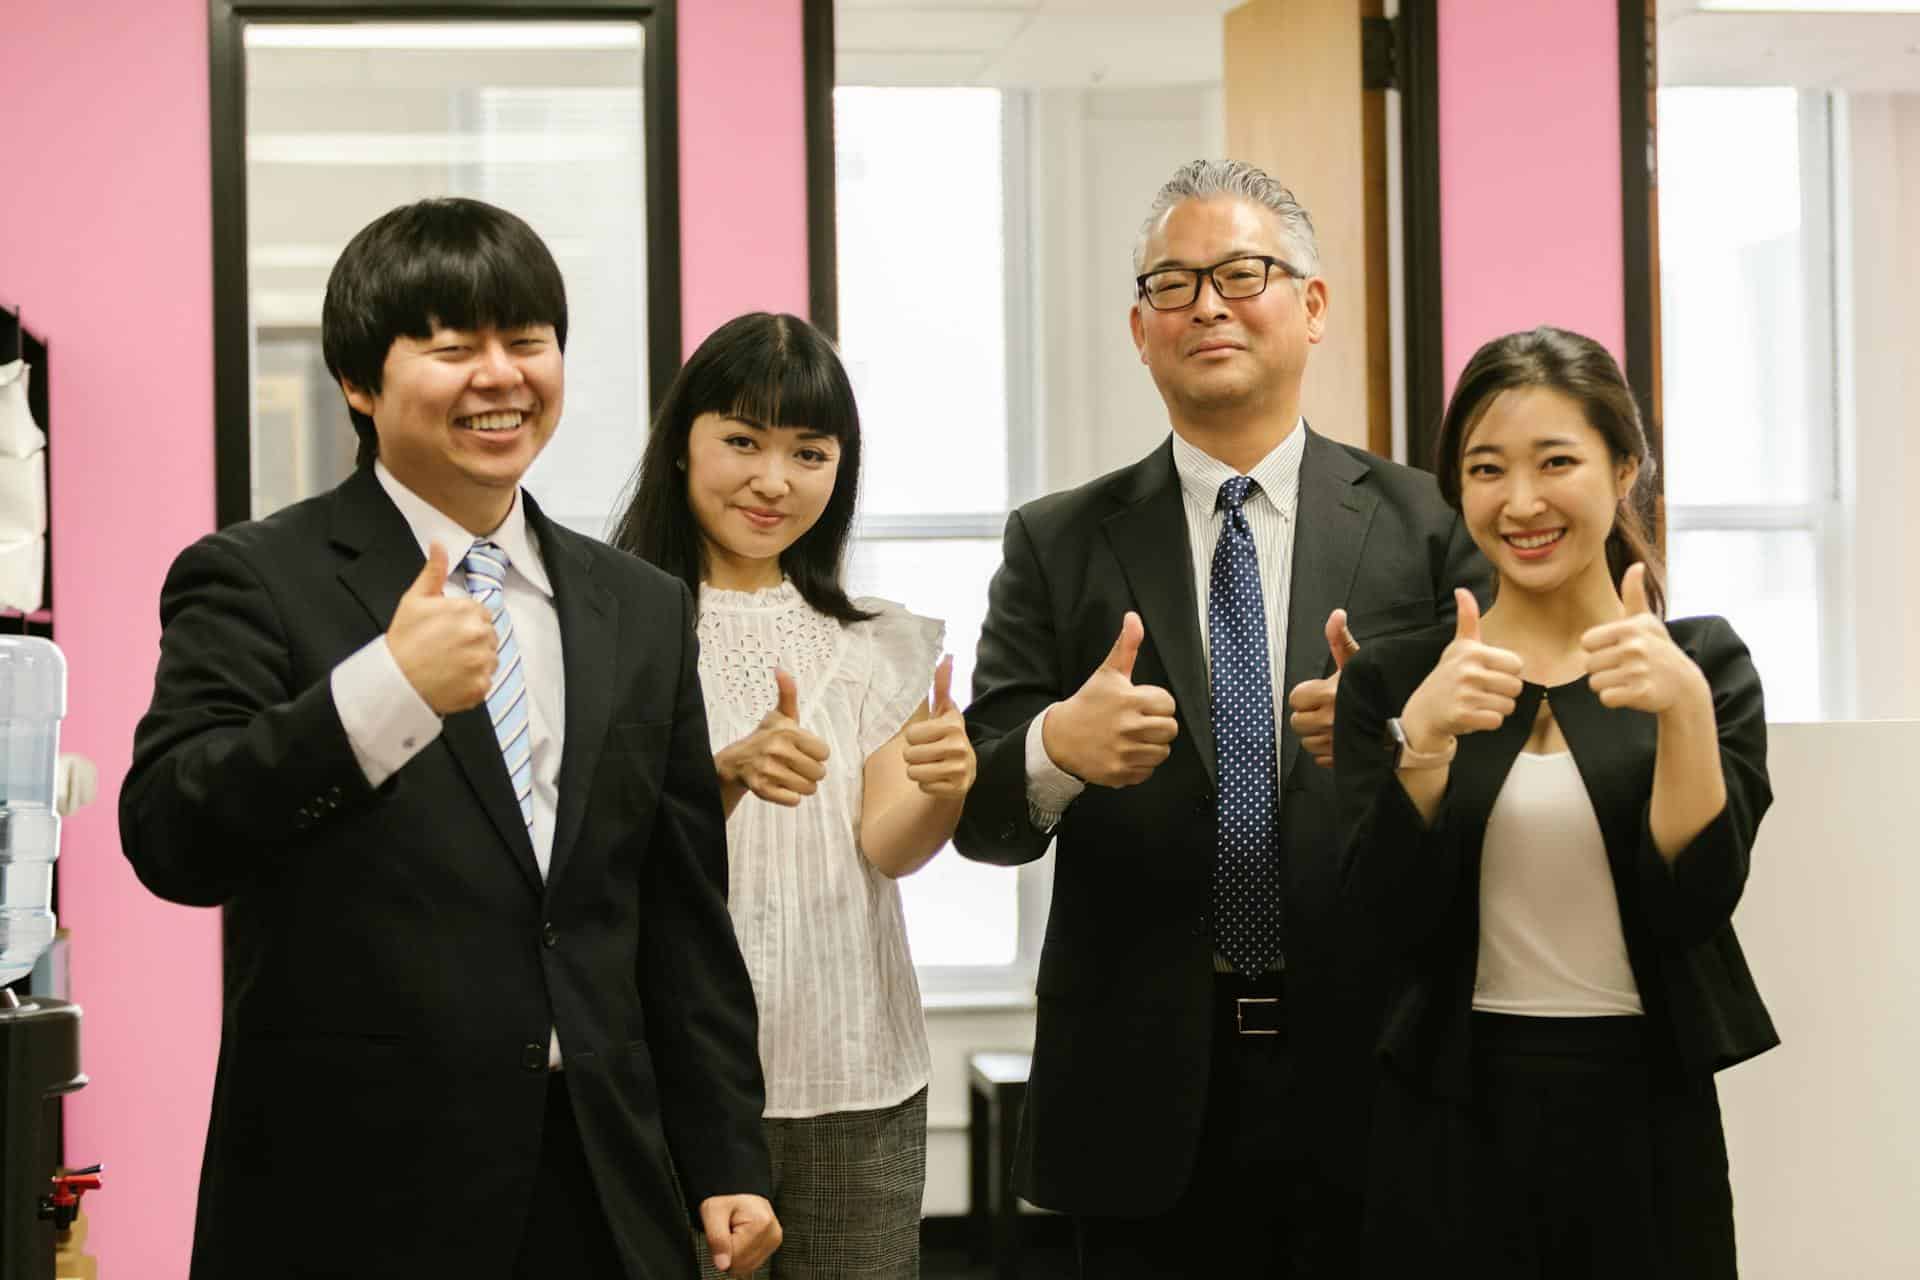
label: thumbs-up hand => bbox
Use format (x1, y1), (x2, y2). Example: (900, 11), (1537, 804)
(903, 655), (977, 798)
(1396, 588), (1525, 759)
(1288, 608), (1362, 770)
(1041, 612), (1180, 788)
(388, 541), (500, 715)
(716, 668), (832, 807)
(1580, 563), (1707, 715)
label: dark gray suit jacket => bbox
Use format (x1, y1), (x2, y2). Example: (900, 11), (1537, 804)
(955, 427), (1492, 1231)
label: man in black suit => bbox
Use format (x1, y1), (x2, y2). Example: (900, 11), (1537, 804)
(955, 160), (1491, 1276)
(121, 199), (780, 1279)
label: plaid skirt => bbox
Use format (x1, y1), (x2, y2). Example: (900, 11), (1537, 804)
(696, 1087), (929, 1279)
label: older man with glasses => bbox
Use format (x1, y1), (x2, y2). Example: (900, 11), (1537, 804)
(955, 159), (1491, 1277)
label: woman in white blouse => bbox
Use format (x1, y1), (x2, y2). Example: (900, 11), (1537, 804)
(611, 312), (975, 1278)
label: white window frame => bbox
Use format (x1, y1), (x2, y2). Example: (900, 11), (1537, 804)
(838, 87), (1051, 998)
(1662, 88), (1854, 719)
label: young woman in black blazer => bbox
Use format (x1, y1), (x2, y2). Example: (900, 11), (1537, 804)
(1334, 326), (1778, 1278)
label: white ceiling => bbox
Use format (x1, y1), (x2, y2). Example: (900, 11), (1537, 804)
(1659, 1), (1920, 88)
(835, 0), (1240, 88)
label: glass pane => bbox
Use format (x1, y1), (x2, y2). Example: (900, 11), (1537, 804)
(1668, 529), (1820, 721)
(1656, 88), (1812, 506)
(245, 22), (647, 535)
(835, 87), (1009, 516)
(847, 536), (1016, 967)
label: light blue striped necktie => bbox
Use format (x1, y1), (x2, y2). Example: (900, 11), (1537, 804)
(461, 541), (534, 835)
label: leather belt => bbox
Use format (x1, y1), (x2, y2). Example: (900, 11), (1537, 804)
(1214, 972), (1287, 1037)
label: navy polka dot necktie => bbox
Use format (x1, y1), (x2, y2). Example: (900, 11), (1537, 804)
(1209, 475), (1282, 975)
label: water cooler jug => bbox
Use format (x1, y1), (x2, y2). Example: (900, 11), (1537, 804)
(0, 636), (91, 1279)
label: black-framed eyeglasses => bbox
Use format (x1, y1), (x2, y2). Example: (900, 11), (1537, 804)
(1134, 254), (1305, 312)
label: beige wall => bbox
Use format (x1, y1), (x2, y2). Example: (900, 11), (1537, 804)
(1719, 720), (1920, 1274)
(1224, 0), (1389, 453)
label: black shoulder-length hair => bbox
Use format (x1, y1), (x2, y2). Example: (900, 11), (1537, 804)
(321, 197), (569, 469)
(1433, 325), (1667, 616)
(609, 312), (874, 624)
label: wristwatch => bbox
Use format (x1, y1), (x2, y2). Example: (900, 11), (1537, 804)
(1385, 717), (1457, 771)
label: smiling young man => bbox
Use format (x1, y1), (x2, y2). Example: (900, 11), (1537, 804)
(121, 198), (778, 1279)
(955, 160), (1492, 1276)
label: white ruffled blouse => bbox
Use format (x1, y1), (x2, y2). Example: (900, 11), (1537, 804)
(697, 579), (941, 1118)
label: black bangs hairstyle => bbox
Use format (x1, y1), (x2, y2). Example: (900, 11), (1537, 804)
(321, 197), (569, 468)
(1433, 325), (1667, 616)
(610, 312), (874, 624)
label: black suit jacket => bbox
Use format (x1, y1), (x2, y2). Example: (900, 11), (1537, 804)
(1333, 614), (1780, 1095)
(1332, 616), (1778, 1272)
(120, 468), (769, 1279)
(954, 428), (1490, 1223)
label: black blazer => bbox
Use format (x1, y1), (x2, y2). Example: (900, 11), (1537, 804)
(955, 428), (1490, 1221)
(1333, 614), (1780, 1099)
(120, 468), (769, 1279)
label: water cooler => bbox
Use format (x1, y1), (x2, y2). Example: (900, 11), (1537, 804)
(0, 636), (93, 1279)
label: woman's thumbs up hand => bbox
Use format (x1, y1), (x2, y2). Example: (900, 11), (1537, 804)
(1581, 563), (1709, 715)
(1397, 588), (1526, 755)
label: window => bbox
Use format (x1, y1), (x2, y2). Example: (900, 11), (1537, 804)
(834, 85), (1046, 991)
(1657, 87), (1845, 720)
(242, 22), (649, 536)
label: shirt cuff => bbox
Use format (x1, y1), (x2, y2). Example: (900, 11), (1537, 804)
(330, 636), (444, 789)
(1024, 705), (1085, 832)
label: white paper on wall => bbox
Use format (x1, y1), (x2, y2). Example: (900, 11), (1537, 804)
(0, 362), (43, 459)
(0, 535), (44, 615)
(0, 450), (46, 542)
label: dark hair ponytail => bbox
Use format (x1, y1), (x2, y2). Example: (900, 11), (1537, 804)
(1433, 325), (1666, 616)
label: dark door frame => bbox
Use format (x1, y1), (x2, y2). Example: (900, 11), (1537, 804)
(208, 0), (681, 529)
(803, 0), (837, 341)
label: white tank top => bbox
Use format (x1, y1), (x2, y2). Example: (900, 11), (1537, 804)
(1472, 751), (1644, 1017)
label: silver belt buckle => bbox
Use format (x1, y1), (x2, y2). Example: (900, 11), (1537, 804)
(1235, 996), (1280, 1036)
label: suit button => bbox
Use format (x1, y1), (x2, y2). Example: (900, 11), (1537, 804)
(542, 923), (559, 949)
(328, 786), (343, 802)
(522, 1043), (545, 1071)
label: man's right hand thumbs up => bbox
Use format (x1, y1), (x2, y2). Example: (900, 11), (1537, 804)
(389, 541), (500, 716)
(1042, 611), (1180, 788)
(1101, 611), (1144, 682)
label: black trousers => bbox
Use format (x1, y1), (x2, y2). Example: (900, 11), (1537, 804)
(1072, 973), (1307, 1280)
(514, 1072), (627, 1279)
(1459, 1012), (1736, 1280)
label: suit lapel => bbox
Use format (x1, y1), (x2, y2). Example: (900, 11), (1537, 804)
(1554, 681), (1660, 886)
(330, 469), (544, 897)
(1102, 443), (1215, 781)
(526, 495), (616, 894)
(1279, 429), (1377, 789)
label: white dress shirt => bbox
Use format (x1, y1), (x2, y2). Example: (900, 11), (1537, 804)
(329, 461), (568, 1064)
(1024, 422), (1307, 825)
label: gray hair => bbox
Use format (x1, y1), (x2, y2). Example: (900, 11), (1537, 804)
(1132, 158), (1321, 278)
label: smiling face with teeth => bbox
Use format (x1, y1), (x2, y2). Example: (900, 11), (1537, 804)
(1459, 385), (1639, 605)
(344, 322), (563, 535)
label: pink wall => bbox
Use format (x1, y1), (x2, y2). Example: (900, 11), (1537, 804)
(0, 0), (223, 1271)
(0, 2), (812, 1274)
(1437, 0), (1626, 389)
(677, 0), (812, 351)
